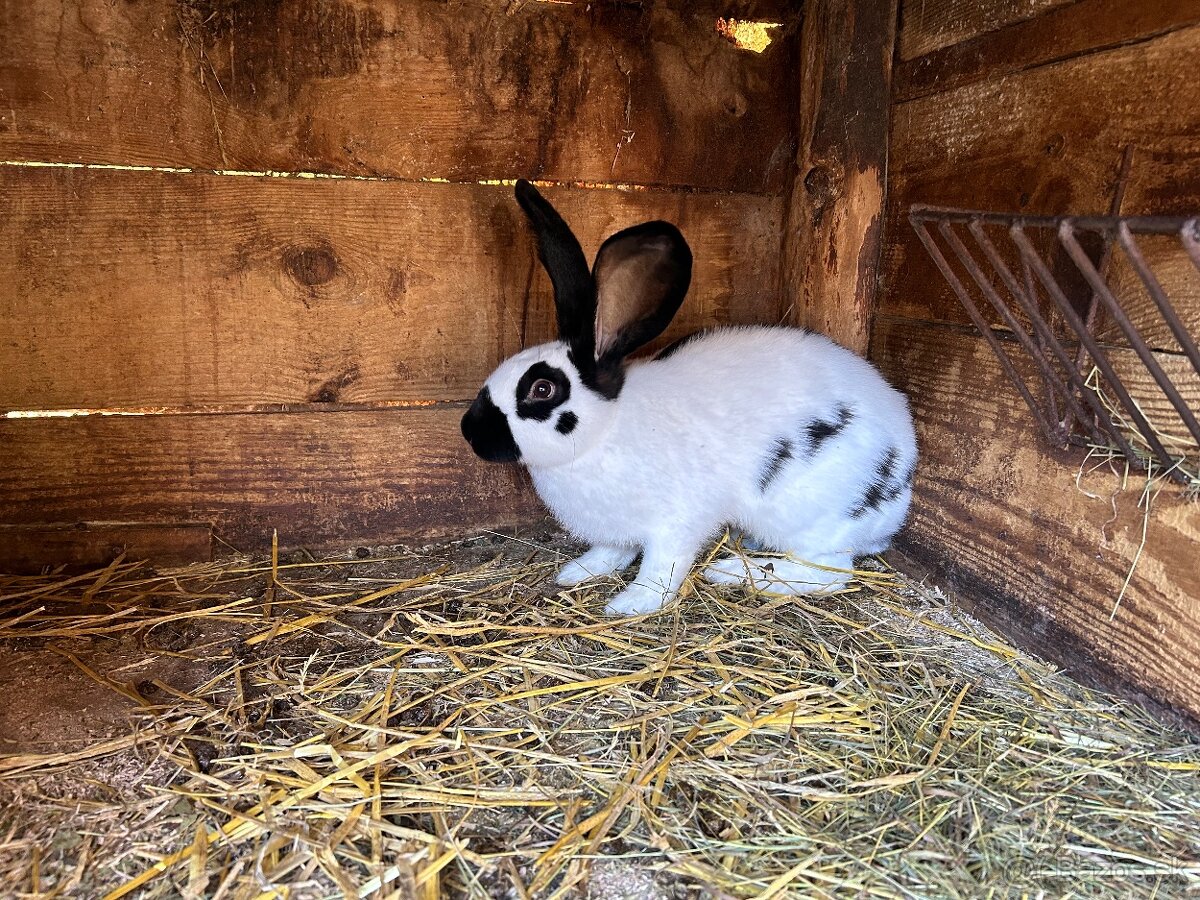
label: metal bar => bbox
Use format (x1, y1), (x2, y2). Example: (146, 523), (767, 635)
(1061, 222), (1200, 452)
(1023, 253), (1061, 428)
(938, 222), (1075, 443)
(1075, 146), (1134, 375)
(969, 222), (1126, 453)
(1117, 224), (1200, 381)
(910, 205), (1190, 234)
(908, 216), (1058, 441)
(1183, 218), (1200, 275)
(1011, 225), (1181, 475)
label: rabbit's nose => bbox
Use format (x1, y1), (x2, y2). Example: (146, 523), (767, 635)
(461, 388), (521, 463)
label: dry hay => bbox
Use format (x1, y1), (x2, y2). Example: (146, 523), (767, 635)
(1, 529), (1199, 899)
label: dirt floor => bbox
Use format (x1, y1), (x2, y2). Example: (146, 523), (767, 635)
(1, 527), (1199, 898)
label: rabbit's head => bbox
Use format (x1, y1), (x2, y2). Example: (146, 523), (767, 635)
(461, 180), (692, 468)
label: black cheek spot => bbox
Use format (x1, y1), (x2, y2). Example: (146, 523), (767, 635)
(556, 411), (578, 435)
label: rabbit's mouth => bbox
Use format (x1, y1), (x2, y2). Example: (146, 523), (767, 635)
(462, 388), (521, 463)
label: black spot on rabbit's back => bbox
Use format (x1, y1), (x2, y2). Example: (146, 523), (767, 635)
(851, 447), (904, 518)
(758, 437), (794, 492)
(805, 404), (855, 455)
(516, 362), (571, 421)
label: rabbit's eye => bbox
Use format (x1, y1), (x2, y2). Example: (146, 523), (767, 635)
(529, 379), (556, 401)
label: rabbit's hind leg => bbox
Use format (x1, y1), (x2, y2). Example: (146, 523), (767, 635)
(703, 552), (854, 595)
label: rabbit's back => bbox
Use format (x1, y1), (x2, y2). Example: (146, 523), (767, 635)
(642, 326), (916, 557)
(626, 325), (914, 474)
(534, 325), (916, 556)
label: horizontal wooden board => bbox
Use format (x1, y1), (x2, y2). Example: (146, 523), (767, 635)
(963, 323), (1200, 456)
(0, 168), (784, 410)
(1105, 345), (1200, 454)
(0, 0), (798, 193)
(896, 0), (1200, 101)
(0, 522), (213, 574)
(873, 317), (1200, 722)
(0, 407), (543, 552)
(884, 25), (1200, 335)
(1094, 234), (1200, 354)
(897, 0), (1074, 61)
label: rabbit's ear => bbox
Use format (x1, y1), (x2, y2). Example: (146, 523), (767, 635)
(514, 180), (596, 358)
(592, 221), (692, 365)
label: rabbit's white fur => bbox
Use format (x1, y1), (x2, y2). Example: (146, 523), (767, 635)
(480, 326), (916, 615)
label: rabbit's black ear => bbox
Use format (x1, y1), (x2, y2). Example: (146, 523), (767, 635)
(592, 221), (692, 365)
(514, 180), (595, 357)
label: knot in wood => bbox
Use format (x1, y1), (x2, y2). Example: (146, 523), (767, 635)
(803, 164), (837, 202)
(284, 245), (339, 287)
(803, 163), (840, 226)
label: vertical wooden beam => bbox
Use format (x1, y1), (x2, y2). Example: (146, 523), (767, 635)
(781, 0), (899, 354)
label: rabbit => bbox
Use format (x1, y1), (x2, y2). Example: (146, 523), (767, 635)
(461, 180), (918, 616)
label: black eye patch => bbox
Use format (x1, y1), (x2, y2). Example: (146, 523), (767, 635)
(516, 362), (572, 421)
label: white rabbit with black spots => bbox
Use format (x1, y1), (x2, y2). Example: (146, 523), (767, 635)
(461, 180), (917, 616)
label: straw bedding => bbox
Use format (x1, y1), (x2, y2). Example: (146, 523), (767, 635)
(1, 528), (1198, 899)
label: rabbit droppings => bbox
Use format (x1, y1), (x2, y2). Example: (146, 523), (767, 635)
(462, 181), (917, 616)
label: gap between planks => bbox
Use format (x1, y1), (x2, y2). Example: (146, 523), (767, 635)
(0, 159), (765, 197)
(3, 400), (474, 420)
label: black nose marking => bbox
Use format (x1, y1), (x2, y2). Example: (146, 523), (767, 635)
(461, 387), (520, 463)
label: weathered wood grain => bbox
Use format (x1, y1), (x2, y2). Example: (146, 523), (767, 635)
(0, 0), (798, 193)
(1103, 342), (1200, 456)
(780, 0), (897, 355)
(1092, 197), (1200, 353)
(883, 25), (1200, 332)
(0, 168), (784, 410)
(0, 407), (542, 552)
(896, 0), (1200, 101)
(873, 317), (1200, 722)
(0, 523), (213, 574)
(897, 0), (1074, 61)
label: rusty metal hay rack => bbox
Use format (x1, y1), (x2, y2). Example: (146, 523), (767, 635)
(909, 205), (1200, 485)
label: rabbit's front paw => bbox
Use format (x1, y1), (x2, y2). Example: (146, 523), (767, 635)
(605, 583), (668, 617)
(555, 546), (638, 587)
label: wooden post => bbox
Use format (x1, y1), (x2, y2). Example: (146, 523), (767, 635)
(781, 0), (899, 355)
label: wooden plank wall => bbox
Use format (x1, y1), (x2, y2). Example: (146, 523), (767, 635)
(876, 0), (1200, 723)
(0, 0), (802, 567)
